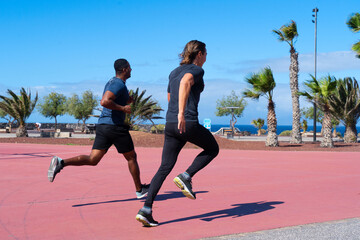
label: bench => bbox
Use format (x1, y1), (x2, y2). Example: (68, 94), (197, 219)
(59, 128), (74, 132)
(55, 132), (72, 138)
(0, 127), (11, 133)
(40, 130), (72, 138)
(224, 129), (234, 139)
(40, 131), (55, 138)
(302, 132), (322, 137)
(86, 124), (96, 134)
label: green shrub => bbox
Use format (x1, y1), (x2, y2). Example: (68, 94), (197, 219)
(132, 125), (140, 131)
(279, 130), (292, 136)
(151, 124), (165, 133)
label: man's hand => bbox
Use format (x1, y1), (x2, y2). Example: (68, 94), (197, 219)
(123, 105), (132, 114)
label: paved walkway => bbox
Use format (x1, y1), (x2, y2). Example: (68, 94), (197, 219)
(0, 143), (359, 239)
(0, 132), (345, 142)
(205, 218), (360, 239)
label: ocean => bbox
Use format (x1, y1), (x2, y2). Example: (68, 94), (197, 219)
(209, 124), (353, 136)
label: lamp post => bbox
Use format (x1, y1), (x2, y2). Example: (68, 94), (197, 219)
(312, 7), (319, 142)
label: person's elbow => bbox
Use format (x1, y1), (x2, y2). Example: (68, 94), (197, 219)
(100, 98), (110, 108)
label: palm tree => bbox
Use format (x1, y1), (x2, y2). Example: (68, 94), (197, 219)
(251, 118), (265, 136)
(328, 77), (360, 143)
(347, 13), (360, 58)
(273, 20), (302, 144)
(299, 75), (337, 148)
(243, 67), (278, 147)
(125, 88), (163, 128)
(0, 88), (38, 137)
(301, 119), (308, 132)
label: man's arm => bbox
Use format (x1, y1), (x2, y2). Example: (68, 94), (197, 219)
(100, 91), (131, 113)
(178, 73), (194, 133)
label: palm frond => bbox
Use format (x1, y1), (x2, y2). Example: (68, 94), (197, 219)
(352, 41), (360, 58)
(0, 88), (38, 129)
(347, 13), (360, 33)
(272, 29), (285, 42)
(273, 20), (298, 48)
(126, 88), (164, 126)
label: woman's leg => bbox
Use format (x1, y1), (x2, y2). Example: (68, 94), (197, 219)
(184, 123), (219, 177)
(144, 124), (186, 208)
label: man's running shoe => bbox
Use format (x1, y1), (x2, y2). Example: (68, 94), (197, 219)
(136, 184), (150, 199)
(173, 174), (196, 200)
(136, 209), (159, 227)
(48, 156), (63, 182)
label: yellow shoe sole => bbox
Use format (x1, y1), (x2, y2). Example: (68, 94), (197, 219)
(173, 177), (196, 200)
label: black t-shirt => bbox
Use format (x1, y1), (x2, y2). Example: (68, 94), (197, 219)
(166, 64), (204, 123)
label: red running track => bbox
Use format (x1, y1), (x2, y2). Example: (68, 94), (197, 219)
(0, 143), (359, 240)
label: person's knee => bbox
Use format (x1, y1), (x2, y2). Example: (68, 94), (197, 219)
(214, 144), (219, 156)
(88, 157), (100, 166)
(124, 151), (137, 162)
(88, 154), (102, 166)
(209, 143), (219, 158)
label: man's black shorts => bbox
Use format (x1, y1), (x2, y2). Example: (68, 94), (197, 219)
(92, 124), (134, 153)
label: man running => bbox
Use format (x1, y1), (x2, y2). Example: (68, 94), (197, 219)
(47, 58), (149, 199)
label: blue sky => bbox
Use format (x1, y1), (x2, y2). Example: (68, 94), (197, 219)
(1, 0), (359, 126)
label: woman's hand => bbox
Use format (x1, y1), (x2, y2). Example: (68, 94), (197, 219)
(178, 113), (186, 134)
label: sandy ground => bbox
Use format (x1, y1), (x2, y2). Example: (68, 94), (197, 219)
(1, 131), (360, 152)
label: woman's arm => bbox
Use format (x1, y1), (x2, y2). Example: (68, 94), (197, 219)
(178, 73), (194, 133)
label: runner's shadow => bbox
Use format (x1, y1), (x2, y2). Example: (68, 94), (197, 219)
(5, 152), (53, 159)
(160, 201), (284, 225)
(72, 190), (208, 207)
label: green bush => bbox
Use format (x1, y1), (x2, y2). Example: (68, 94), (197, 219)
(279, 130), (292, 136)
(132, 125), (140, 131)
(151, 124), (165, 133)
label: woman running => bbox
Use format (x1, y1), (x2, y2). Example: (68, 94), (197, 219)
(136, 40), (219, 227)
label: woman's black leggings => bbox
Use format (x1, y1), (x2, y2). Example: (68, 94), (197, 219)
(144, 121), (219, 208)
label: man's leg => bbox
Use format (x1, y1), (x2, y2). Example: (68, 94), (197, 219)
(63, 149), (107, 166)
(122, 150), (142, 192)
(48, 149), (107, 182)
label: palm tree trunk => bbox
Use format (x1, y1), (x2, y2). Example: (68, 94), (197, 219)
(266, 100), (279, 147)
(16, 124), (28, 137)
(289, 50), (302, 143)
(344, 122), (357, 143)
(320, 110), (334, 148)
